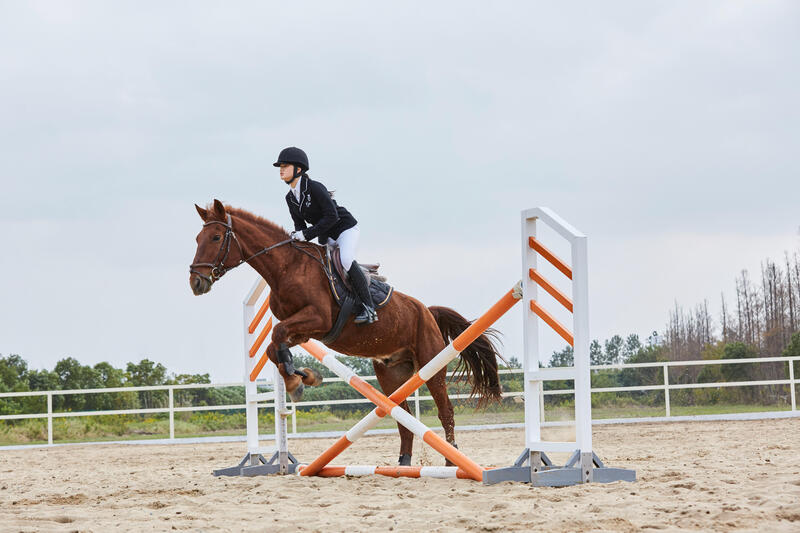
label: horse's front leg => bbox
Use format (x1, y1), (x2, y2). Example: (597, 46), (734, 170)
(267, 305), (325, 402)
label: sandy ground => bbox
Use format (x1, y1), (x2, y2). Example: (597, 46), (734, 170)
(1, 419), (799, 532)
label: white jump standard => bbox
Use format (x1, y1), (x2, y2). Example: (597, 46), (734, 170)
(213, 277), (299, 477)
(483, 207), (635, 486)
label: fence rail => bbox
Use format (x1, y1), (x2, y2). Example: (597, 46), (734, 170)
(1, 356), (798, 447)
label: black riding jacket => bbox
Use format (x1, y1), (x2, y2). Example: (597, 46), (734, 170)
(286, 175), (357, 244)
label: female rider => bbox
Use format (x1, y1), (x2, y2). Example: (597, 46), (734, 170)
(274, 146), (377, 324)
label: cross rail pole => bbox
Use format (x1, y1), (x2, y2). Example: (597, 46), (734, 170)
(298, 340), (486, 480)
(299, 282), (523, 478)
(313, 465), (472, 479)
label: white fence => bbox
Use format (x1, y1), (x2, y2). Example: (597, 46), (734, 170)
(1, 355), (798, 447)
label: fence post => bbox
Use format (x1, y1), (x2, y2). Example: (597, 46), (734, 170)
(790, 358), (796, 412)
(292, 408), (297, 435)
(663, 363), (671, 418)
(539, 385), (545, 423)
(168, 387), (175, 440)
(414, 389), (420, 420)
(47, 392), (53, 445)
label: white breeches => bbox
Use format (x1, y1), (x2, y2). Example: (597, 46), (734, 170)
(327, 225), (360, 267)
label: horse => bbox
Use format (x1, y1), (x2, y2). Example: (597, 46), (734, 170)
(189, 199), (502, 465)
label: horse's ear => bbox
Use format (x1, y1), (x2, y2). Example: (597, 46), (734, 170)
(212, 199), (226, 221)
(195, 204), (208, 221)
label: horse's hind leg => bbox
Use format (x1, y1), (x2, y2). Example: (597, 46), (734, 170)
(413, 309), (456, 465)
(372, 353), (415, 466)
(426, 368), (458, 465)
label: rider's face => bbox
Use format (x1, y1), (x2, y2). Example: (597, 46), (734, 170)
(279, 164), (295, 182)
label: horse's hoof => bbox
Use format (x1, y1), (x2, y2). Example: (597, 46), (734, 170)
(398, 454), (412, 466)
(288, 383), (305, 403)
(444, 442), (458, 466)
(300, 367), (323, 387)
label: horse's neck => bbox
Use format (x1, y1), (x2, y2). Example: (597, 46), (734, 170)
(233, 217), (286, 286)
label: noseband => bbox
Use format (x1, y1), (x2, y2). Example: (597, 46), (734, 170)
(189, 214), (292, 285)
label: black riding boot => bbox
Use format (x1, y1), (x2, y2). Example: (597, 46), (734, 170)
(348, 261), (378, 325)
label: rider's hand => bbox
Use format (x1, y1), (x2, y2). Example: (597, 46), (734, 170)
(291, 231), (306, 242)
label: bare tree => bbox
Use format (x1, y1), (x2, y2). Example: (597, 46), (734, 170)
(786, 252), (796, 334)
(720, 292), (730, 343)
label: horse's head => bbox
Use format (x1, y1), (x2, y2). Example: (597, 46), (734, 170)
(189, 199), (244, 295)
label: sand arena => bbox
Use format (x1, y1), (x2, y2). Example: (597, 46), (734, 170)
(1, 418), (799, 532)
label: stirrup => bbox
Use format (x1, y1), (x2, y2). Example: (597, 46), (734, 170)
(354, 306), (378, 325)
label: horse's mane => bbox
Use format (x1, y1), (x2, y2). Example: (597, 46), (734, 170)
(224, 206), (289, 237)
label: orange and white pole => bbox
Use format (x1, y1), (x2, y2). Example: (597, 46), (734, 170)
(312, 465), (473, 479)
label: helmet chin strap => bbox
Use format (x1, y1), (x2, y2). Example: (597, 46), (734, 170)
(284, 165), (304, 186)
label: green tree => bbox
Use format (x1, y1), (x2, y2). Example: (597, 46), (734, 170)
(693, 342), (726, 404)
(26, 369), (59, 392)
(125, 359), (167, 385)
(622, 335), (643, 362)
(126, 359), (168, 409)
(589, 340), (603, 365)
(783, 331), (800, 378)
(602, 335), (624, 365)
(92, 362), (134, 411)
(0, 354), (30, 415)
(710, 342), (759, 403)
(548, 345), (573, 367)
(0, 354), (28, 391)
(54, 357), (103, 411)
(618, 343), (667, 387)
(171, 372), (222, 407)
(94, 362), (126, 387)
(720, 342), (757, 382)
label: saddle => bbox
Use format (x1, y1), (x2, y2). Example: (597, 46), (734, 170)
(319, 245), (393, 344)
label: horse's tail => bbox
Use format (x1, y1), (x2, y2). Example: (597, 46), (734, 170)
(427, 306), (504, 406)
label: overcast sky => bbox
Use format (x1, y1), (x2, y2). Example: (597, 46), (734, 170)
(1, 1), (798, 382)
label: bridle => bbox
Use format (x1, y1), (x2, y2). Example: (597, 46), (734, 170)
(189, 214), (293, 285)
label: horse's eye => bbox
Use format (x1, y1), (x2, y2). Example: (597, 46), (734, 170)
(212, 235), (221, 242)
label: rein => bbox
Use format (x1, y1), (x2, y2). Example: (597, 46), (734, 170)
(189, 214), (294, 284)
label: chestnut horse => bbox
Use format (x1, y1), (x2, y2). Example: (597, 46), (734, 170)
(189, 199), (501, 465)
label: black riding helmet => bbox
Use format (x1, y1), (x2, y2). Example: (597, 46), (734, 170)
(273, 147), (309, 183)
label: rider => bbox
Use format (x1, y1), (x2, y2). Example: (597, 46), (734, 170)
(274, 146), (378, 325)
